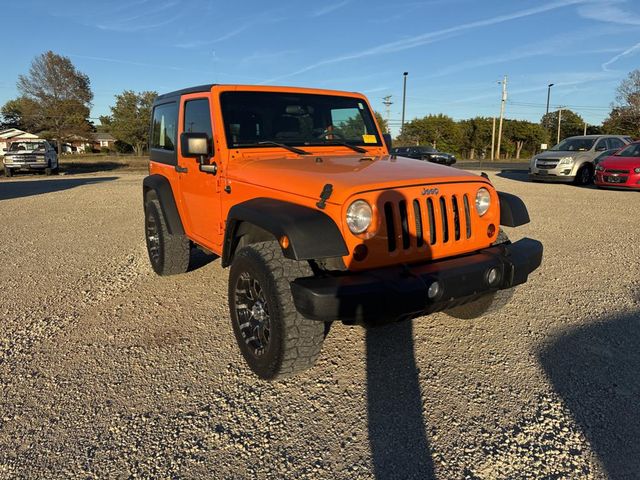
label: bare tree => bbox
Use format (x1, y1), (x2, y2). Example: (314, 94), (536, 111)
(17, 51), (93, 153)
(604, 70), (640, 139)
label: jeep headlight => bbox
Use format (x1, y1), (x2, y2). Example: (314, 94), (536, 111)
(559, 156), (574, 165)
(475, 188), (491, 216)
(346, 200), (372, 234)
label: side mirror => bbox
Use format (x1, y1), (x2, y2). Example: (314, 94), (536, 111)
(595, 145), (606, 152)
(181, 132), (210, 158)
(383, 133), (392, 150)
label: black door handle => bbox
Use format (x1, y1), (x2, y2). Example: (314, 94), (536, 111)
(175, 165), (188, 173)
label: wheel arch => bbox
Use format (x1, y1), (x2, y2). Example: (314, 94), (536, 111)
(142, 174), (185, 235)
(222, 198), (348, 268)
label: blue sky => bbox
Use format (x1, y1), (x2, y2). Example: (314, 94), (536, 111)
(2, 0), (640, 134)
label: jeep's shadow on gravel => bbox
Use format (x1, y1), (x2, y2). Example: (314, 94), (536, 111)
(0, 176), (117, 201)
(365, 320), (436, 479)
(539, 302), (640, 478)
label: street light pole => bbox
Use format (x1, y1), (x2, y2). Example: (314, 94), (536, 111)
(495, 75), (507, 160)
(545, 83), (554, 129)
(401, 72), (408, 135)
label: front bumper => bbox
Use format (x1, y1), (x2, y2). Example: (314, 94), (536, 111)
(595, 171), (640, 189)
(291, 238), (543, 323)
(4, 161), (48, 170)
(529, 168), (575, 183)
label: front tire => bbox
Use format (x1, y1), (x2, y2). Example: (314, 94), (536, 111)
(144, 192), (190, 276)
(4, 168), (12, 178)
(229, 241), (325, 380)
(574, 164), (593, 186)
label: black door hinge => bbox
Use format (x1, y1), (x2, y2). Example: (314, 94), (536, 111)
(316, 183), (333, 209)
(175, 165), (188, 173)
(224, 185), (232, 194)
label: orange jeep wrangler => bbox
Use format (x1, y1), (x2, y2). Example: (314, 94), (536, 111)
(143, 84), (543, 379)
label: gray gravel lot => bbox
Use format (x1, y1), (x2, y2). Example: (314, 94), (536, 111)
(0, 170), (639, 479)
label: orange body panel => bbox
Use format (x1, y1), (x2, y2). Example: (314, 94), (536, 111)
(149, 84), (500, 270)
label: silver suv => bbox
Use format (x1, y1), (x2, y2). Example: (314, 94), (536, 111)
(529, 135), (631, 185)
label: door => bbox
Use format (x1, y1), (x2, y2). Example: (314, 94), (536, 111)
(176, 95), (223, 249)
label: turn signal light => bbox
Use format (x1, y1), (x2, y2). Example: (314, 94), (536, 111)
(279, 235), (290, 249)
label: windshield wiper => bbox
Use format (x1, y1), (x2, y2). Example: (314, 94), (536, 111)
(320, 140), (367, 153)
(232, 141), (310, 155)
(258, 141), (310, 155)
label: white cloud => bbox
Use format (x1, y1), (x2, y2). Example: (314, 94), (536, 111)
(264, 0), (589, 83)
(578, 0), (640, 25)
(602, 41), (640, 70)
(310, 0), (351, 17)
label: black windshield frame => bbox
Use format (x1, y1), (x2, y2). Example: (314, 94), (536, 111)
(219, 91), (382, 150)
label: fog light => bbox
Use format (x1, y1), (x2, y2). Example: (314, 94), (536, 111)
(353, 244), (368, 261)
(486, 267), (501, 287)
(487, 224), (496, 238)
(562, 169), (572, 175)
(427, 281), (442, 300)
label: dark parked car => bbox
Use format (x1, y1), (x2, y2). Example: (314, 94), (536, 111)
(391, 146), (457, 166)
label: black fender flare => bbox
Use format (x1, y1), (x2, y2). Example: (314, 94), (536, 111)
(142, 174), (184, 235)
(497, 191), (530, 227)
(222, 198), (348, 267)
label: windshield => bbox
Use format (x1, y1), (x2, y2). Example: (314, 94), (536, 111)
(615, 143), (640, 157)
(550, 138), (595, 152)
(220, 91), (381, 149)
(9, 142), (45, 152)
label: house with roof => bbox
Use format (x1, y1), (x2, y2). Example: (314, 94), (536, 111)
(0, 128), (42, 154)
(92, 132), (116, 151)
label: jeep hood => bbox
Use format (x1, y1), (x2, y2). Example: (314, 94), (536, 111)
(227, 154), (483, 204)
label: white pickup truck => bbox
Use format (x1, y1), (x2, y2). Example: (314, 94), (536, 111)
(3, 140), (59, 177)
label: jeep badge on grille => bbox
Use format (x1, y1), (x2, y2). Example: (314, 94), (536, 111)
(421, 187), (439, 195)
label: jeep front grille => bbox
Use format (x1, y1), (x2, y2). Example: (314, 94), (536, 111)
(383, 194), (472, 252)
(605, 169), (629, 174)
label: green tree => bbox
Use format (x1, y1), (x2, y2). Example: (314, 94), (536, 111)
(374, 111), (388, 134)
(105, 90), (157, 156)
(397, 114), (461, 154)
(17, 51), (93, 154)
(540, 109), (585, 146)
(458, 117), (493, 159)
(504, 119), (547, 159)
(602, 70), (640, 138)
(0, 97), (41, 130)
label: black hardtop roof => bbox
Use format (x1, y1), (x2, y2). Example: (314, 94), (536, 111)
(154, 84), (216, 103)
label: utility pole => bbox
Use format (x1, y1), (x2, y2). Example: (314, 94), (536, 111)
(495, 75), (507, 160)
(490, 117), (496, 161)
(557, 107), (563, 145)
(401, 72), (408, 135)
(382, 95), (393, 133)
(583, 122), (587, 135)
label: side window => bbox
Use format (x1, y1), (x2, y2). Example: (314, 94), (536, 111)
(609, 138), (624, 150)
(184, 99), (213, 138)
(151, 103), (178, 151)
(594, 139), (608, 151)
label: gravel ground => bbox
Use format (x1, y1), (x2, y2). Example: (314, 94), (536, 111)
(0, 170), (639, 479)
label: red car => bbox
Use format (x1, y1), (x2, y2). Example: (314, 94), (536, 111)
(595, 141), (640, 189)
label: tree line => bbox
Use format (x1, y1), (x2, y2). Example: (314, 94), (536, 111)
(2, 51), (640, 158)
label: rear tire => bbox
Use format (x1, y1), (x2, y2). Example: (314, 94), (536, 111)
(229, 241), (325, 380)
(144, 192), (190, 276)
